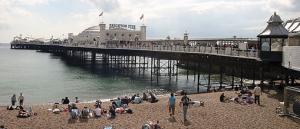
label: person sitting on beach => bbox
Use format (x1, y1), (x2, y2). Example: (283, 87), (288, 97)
(245, 94), (254, 104)
(63, 97), (70, 104)
(61, 98), (65, 104)
(132, 95), (142, 104)
(0, 125), (5, 129)
(149, 92), (158, 103)
(115, 98), (122, 107)
(95, 100), (102, 108)
(69, 103), (80, 119)
(131, 94), (137, 102)
(220, 93), (225, 102)
(81, 107), (91, 119)
(234, 93), (244, 104)
(108, 106), (116, 119)
(75, 97), (79, 103)
(94, 106), (102, 118)
(52, 103), (61, 114)
(142, 93), (148, 101)
(121, 96), (130, 106)
(112, 101), (118, 110)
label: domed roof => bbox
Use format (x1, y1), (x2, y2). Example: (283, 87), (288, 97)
(83, 26), (100, 32)
(258, 12), (289, 37)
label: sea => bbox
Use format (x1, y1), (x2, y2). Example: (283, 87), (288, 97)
(0, 43), (234, 105)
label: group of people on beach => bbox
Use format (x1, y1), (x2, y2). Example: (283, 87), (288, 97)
(10, 93), (24, 107)
(167, 91), (200, 122)
(7, 93), (35, 118)
(219, 85), (262, 105)
(61, 97), (79, 105)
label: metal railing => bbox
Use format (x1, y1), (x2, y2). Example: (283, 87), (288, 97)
(68, 43), (259, 58)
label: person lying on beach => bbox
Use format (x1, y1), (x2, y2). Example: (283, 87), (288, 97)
(175, 90), (185, 96)
(17, 106), (31, 118)
(149, 92), (158, 103)
(115, 107), (125, 114)
(142, 121), (161, 129)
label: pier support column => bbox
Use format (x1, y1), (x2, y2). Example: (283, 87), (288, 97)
(220, 66), (223, 90)
(231, 68), (235, 89)
(157, 58), (160, 85)
(252, 65), (256, 86)
(186, 60), (189, 80)
(151, 58), (153, 83)
(197, 62), (200, 93)
(207, 62), (211, 92)
(92, 51), (96, 64)
(176, 60), (179, 82)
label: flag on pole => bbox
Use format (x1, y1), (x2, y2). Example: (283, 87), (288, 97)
(140, 14), (144, 20)
(99, 12), (103, 17)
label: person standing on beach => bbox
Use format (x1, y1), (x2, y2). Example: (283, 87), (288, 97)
(180, 92), (190, 122)
(18, 93), (24, 106)
(169, 93), (176, 116)
(11, 94), (17, 106)
(253, 85), (262, 105)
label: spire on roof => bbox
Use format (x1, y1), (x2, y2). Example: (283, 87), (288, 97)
(267, 11), (283, 24)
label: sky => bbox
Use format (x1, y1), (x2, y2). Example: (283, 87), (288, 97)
(0, 0), (299, 43)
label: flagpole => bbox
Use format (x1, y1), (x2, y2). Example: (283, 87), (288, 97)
(143, 16), (145, 25)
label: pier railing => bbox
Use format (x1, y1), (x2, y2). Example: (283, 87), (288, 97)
(68, 43), (259, 59)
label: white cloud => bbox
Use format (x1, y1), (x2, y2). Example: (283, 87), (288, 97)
(0, 0), (299, 42)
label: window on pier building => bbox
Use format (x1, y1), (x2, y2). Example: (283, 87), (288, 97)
(271, 38), (283, 51)
(261, 38), (270, 51)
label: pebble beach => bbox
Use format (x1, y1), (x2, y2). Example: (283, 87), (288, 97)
(0, 91), (300, 129)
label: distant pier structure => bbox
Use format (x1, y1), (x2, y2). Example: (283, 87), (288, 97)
(10, 13), (300, 92)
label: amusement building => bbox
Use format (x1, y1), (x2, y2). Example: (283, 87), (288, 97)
(68, 22), (146, 46)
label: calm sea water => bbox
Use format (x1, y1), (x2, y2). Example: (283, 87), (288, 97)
(0, 43), (219, 105)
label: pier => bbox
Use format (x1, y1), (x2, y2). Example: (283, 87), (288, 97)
(9, 13), (300, 93)
(10, 37), (294, 93)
